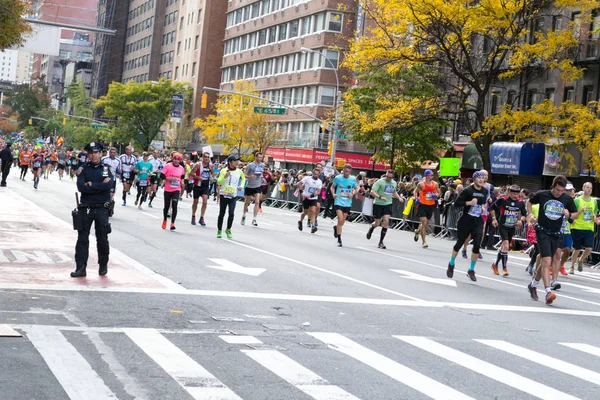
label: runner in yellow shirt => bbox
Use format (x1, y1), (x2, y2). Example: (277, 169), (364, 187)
(570, 182), (600, 274)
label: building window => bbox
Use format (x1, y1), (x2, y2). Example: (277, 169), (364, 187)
(177, 41), (181, 55)
(194, 35), (199, 50)
(180, 17), (184, 30)
(175, 66), (179, 79)
(545, 88), (556, 103)
(583, 86), (594, 104)
(197, 9), (202, 24)
(324, 50), (339, 68)
(192, 62), (197, 76)
(320, 87), (335, 106)
(564, 86), (574, 102)
(327, 13), (342, 32)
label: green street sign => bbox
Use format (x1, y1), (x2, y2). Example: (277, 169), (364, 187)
(253, 106), (286, 115)
(92, 124), (107, 129)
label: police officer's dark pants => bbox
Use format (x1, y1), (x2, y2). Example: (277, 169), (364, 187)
(75, 208), (110, 269)
(1, 163), (10, 185)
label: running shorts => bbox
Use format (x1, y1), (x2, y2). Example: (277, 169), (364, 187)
(193, 185), (210, 199)
(571, 229), (594, 250)
(417, 204), (435, 220)
(334, 205), (352, 215)
(536, 230), (563, 258)
(499, 225), (515, 242)
(244, 186), (261, 196)
(302, 198), (318, 209)
(563, 234), (573, 249)
(373, 204), (393, 219)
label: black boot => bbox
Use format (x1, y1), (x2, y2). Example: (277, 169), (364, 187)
(99, 265), (108, 276)
(70, 266), (87, 278)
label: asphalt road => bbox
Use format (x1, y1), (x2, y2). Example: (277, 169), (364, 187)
(1, 170), (600, 400)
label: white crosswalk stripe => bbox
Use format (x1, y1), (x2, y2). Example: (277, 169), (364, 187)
(559, 342), (600, 357)
(125, 328), (242, 400)
(24, 326), (118, 400)
(16, 326), (600, 400)
(242, 349), (360, 400)
(395, 335), (580, 400)
(478, 339), (600, 386)
(309, 332), (475, 400)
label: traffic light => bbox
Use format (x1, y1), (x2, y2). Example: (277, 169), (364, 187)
(327, 140), (333, 156)
(200, 93), (207, 108)
(28, 118), (32, 125)
(62, 117), (67, 125)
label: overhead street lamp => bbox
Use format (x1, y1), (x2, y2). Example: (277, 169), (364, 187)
(300, 47), (341, 162)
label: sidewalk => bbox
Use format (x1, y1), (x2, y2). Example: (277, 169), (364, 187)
(0, 188), (182, 292)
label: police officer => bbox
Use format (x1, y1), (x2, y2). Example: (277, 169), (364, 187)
(71, 142), (114, 278)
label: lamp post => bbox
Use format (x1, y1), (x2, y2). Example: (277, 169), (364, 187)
(300, 47), (341, 163)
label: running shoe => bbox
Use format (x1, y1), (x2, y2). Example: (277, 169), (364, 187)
(122, 201), (126, 206)
(491, 263), (499, 275)
(333, 226), (338, 238)
(467, 269), (477, 282)
(527, 283), (538, 301)
(569, 267), (575, 275)
(551, 281), (561, 290)
(526, 264), (533, 275)
(161, 220), (167, 230)
(422, 242), (428, 249)
(191, 216), (196, 225)
(170, 224), (176, 231)
(462, 249), (468, 259)
(413, 229), (419, 242)
(298, 221), (303, 231)
(378, 242), (386, 249)
(446, 264), (454, 278)
(337, 239), (343, 247)
(217, 230), (222, 238)
(311, 226), (318, 234)
(259, 207), (263, 212)
(502, 268), (509, 278)
(148, 203), (153, 208)
(252, 219), (258, 227)
(366, 226), (374, 240)
(200, 217), (206, 226)
(241, 215), (246, 225)
(578, 259), (584, 272)
(478, 253), (483, 260)
(545, 291), (557, 305)
(226, 229), (233, 239)
(307, 220), (312, 228)
(558, 265), (567, 275)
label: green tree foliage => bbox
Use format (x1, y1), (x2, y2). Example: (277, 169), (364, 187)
(0, 0), (32, 50)
(59, 81), (98, 148)
(96, 79), (190, 150)
(5, 77), (52, 129)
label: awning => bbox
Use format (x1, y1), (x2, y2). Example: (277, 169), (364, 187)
(460, 144), (483, 170)
(490, 142), (545, 175)
(543, 144), (581, 177)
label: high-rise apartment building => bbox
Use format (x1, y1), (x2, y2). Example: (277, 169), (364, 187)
(16, 51), (34, 84)
(171, 0), (227, 119)
(0, 50), (18, 83)
(220, 0), (354, 151)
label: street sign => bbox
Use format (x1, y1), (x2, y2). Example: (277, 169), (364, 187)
(91, 124), (107, 129)
(253, 106), (286, 115)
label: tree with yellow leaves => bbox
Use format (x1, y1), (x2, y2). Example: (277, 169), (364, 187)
(194, 81), (281, 157)
(347, 0), (599, 171)
(0, 0), (32, 51)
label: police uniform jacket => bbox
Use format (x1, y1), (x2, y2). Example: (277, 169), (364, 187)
(77, 162), (114, 205)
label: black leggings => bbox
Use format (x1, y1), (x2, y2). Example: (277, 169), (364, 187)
(218, 196), (237, 230)
(20, 165), (28, 178)
(163, 191), (180, 222)
(530, 243), (540, 264)
(136, 184), (148, 203)
(453, 216), (484, 254)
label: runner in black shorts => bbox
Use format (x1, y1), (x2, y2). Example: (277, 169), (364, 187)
(490, 185), (527, 277)
(189, 152), (214, 226)
(526, 175), (579, 305)
(446, 171), (488, 282)
(367, 169), (405, 249)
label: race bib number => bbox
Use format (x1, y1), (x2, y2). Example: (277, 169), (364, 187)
(223, 185), (236, 197)
(468, 204), (482, 217)
(123, 172), (130, 178)
(544, 200), (564, 221)
(340, 189), (351, 197)
(583, 210), (593, 222)
(504, 211), (518, 227)
(139, 179), (148, 187)
(425, 192), (433, 200)
(169, 179), (179, 188)
(254, 165), (264, 174)
(23, 156), (29, 162)
(562, 218), (571, 234)
(189, 179), (194, 185)
(33, 162), (41, 168)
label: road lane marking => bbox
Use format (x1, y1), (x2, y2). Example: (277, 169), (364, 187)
(206, 258), (266, 276)
(559, 343), (600, 357)
(141, 212), (159, 219)
(395, 336), (580, 400)
(477, 339), (600, 386)
(219, 335), (263, 344)
(309, 332), (474, 400)
(242, 348), (361, 400)
(25, 326), (118, 400)
(3, 283), (600, 317)
(226, 239), (422, 301)
(390, 269), (457, 287)
(125, 328), (242, 400)
(358, 247), (600, 307)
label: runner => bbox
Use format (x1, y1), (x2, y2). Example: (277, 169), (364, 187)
(101, 147), (121, 216)
(119, 147), (137, 206)
(68, 151), (77, 180)
(184, 156), (193, 198)
(18, 146), (31, 181)
(161, 153), (185, 230)
(446, 171), (488, 282)
(413, 169), (440, 248)
(242, 152), (265, 227)
(556, 183), (576, 286)
(526, 175), (579, 305)
(330, 164), (358, 247)
(30, 149), (44, 189)
(147, 150), (164, 208)
(490, 184), (527, 277)
(44, 150), (54, 179)
(76, 147), (88, 176)
(366, 169), (405, 249)
(57, 148), (67, 180)
(297, 168), (323, 234)
(134, 152), (153, 210)
(570, 181), (600, 274)
(216, 155), (245, 238)
(259, 166), (272, 212)
(189, 151), (214, 226)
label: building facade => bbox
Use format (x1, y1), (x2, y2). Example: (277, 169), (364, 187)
(220, 0), (356, 151)
(0, 50), (18, 83)
(16, 51), (34, 84)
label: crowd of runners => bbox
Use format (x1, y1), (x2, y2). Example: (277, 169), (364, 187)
(2, 138), (600, 306)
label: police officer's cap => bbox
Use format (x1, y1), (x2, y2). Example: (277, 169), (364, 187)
(84, 142), (103, 153)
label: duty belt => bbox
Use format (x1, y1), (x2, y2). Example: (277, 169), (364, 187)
(79, 203), (110, 209)
(534, 223), (562, 237)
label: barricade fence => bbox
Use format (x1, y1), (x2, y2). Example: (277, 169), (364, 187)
(256, 183), (600, 264)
